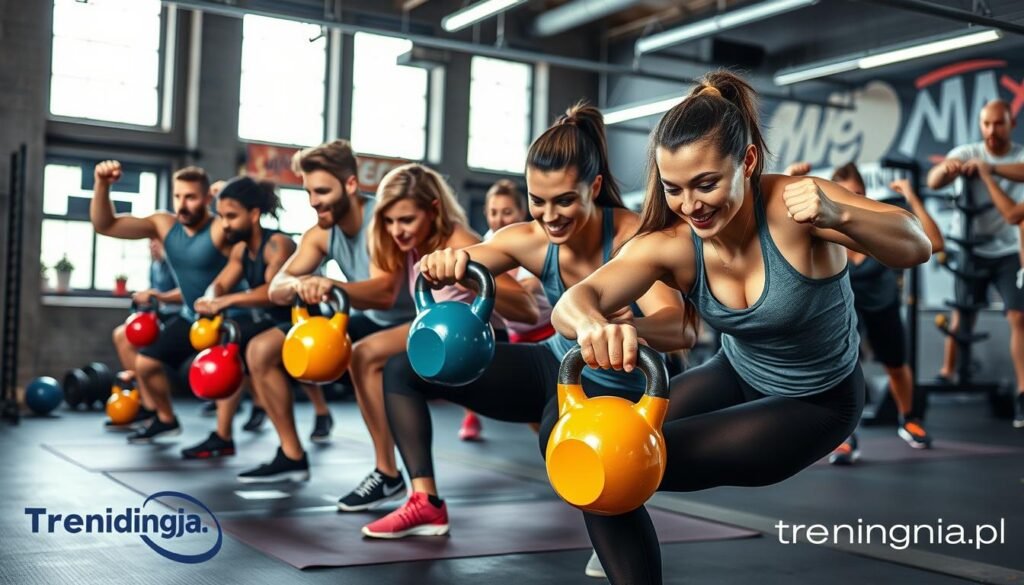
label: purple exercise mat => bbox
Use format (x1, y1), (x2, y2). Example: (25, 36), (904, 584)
(219, 499), (757, 569)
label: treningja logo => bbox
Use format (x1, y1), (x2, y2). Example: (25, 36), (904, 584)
(25, 491), (222, 563)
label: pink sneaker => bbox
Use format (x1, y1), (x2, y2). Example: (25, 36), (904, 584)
(361, 492), (450, 539)
(458, 412), (482, 441)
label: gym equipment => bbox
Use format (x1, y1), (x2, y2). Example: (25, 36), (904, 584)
(124, 301), (162, 348)
(24, 376), (62, 415)
(407, 261), (496, 386)
(912, 176), (1002, 415)
(63, 362), (115, 409)
(283, 288), (352, 383)
(106, 389), (139, 425)
(189, 319), (244, 400)
(545, 345), (670, 515)
(2, 145), (27, 424)
(189, 313), (224, 351)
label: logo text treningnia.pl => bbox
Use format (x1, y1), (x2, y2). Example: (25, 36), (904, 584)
(25, 491), (222, 563)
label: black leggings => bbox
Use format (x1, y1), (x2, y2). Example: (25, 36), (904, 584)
(384, 342), (601, 478)
(385, 347), (863, 585)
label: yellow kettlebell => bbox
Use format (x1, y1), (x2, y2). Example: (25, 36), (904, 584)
(282, 287), (352, 383)
(545, 345), (670, 516)
(190, 313), (224, 351)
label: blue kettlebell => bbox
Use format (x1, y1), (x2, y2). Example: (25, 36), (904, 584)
(407, 260), (496, 386)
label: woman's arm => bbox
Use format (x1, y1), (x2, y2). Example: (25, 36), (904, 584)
(553, 232), (694, 371)
(783, 177), (932, 268)
(889, 179), (945, 253)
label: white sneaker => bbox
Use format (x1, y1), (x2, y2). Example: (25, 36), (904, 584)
(585, 550), (606, 578)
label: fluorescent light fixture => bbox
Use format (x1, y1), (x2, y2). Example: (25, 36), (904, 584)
(636, 0), (818, 55)
(604, 95), (686, 126)
(858, 29), (1001, 69)
(441, 0), (528, 32)
(775, 28), (1002, 85)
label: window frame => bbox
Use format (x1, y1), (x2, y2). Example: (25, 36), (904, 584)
(466, 56), (534, 174)
(40, 154), (169, 297)
(47, 1), (176, 132)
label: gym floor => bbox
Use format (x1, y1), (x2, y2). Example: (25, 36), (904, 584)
(2, 394), (1021, 584)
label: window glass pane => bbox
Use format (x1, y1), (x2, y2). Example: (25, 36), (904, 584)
(350, 33), (427, 160)
(276, 188), (318, 235)
(41, 220), (94, 291)
(467, 56), (532, 173)
(238, 15), (326, 146)
(42, 161), (160, 292)
(49, 0), (162, 126)
(95, 236), (151, 291)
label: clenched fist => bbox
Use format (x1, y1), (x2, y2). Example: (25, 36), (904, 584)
(783, 178), (843, 229)
(94, 160), (123, 186)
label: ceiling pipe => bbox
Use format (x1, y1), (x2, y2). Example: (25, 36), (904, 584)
(849, 0), (1024, 36)
(164, 0), (849, 109)
(530, 0), (643, 37)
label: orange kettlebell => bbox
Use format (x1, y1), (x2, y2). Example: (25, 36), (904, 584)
(190, 313), (224, 351)
(545, 345), (670, 516)
(282, 287), (351, 383)
(106, 389), (140, 426)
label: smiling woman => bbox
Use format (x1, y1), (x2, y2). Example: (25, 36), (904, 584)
(548, 69), (934, 585)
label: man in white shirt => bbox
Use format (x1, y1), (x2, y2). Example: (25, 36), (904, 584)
(927, 99), (1024, 428)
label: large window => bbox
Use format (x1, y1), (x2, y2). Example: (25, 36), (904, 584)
(350, 33), (428, 160)
(42, 160), (161, 293)
(49, 0), (165, 126)
(239, 15), (327, 146)
(467, 56), (532, 173)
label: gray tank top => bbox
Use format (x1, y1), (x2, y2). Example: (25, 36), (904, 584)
(686, 187), (860, 397)
(328, 196), (415, 326)
(163, 220), (228, 322)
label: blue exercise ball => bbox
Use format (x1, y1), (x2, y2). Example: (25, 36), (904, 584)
(25, 376), (63, 415)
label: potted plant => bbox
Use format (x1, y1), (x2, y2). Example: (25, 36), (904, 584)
(54, 255), (74, 293)
(114, 273), (129, 297)
(40, 261), (49, 291)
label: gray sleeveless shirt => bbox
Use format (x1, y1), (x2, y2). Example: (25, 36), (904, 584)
(686, 188), (860, 397)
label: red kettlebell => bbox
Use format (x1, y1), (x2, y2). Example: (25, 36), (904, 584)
(189, 319), (244, 400)
(125, 301), (162, 348)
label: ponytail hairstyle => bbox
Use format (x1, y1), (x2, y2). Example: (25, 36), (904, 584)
(526, 102), (624, 208)
(217, 176), (282, 218)
(637, 70), (769, 235)
(369, 163), (468, 272)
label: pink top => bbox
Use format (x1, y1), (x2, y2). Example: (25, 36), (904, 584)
(407, 250), (506, 330)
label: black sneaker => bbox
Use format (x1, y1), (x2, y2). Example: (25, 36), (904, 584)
(105, 406), (155, 429)
(1014, 393), (1024, 429)
(310, 413), (334, 444)
(337, 469), (407, 512)
(237, 448), (310, 484)
(898, 417), (933, 449)
(182, 432), (236, 459)
(242, 406), (267, 432)
(828, 433), (859, 465)
(127, 417), (181, 444)
(200, 401), (217, 417)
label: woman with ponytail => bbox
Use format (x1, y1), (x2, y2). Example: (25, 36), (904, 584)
(361, 103), (691, 540)
(551, 71), (933, 583)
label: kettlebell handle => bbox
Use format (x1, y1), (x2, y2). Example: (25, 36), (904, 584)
(292, 286), (350, 317)
(414, 260), (495, 319)
(557, 345), (669, 400)
(130, 299), (160, 313)
(219, 319), (240, 347)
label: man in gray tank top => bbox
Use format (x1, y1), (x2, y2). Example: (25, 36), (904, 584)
(238, 140), (415, 507)
(91, 162), (236, 443)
